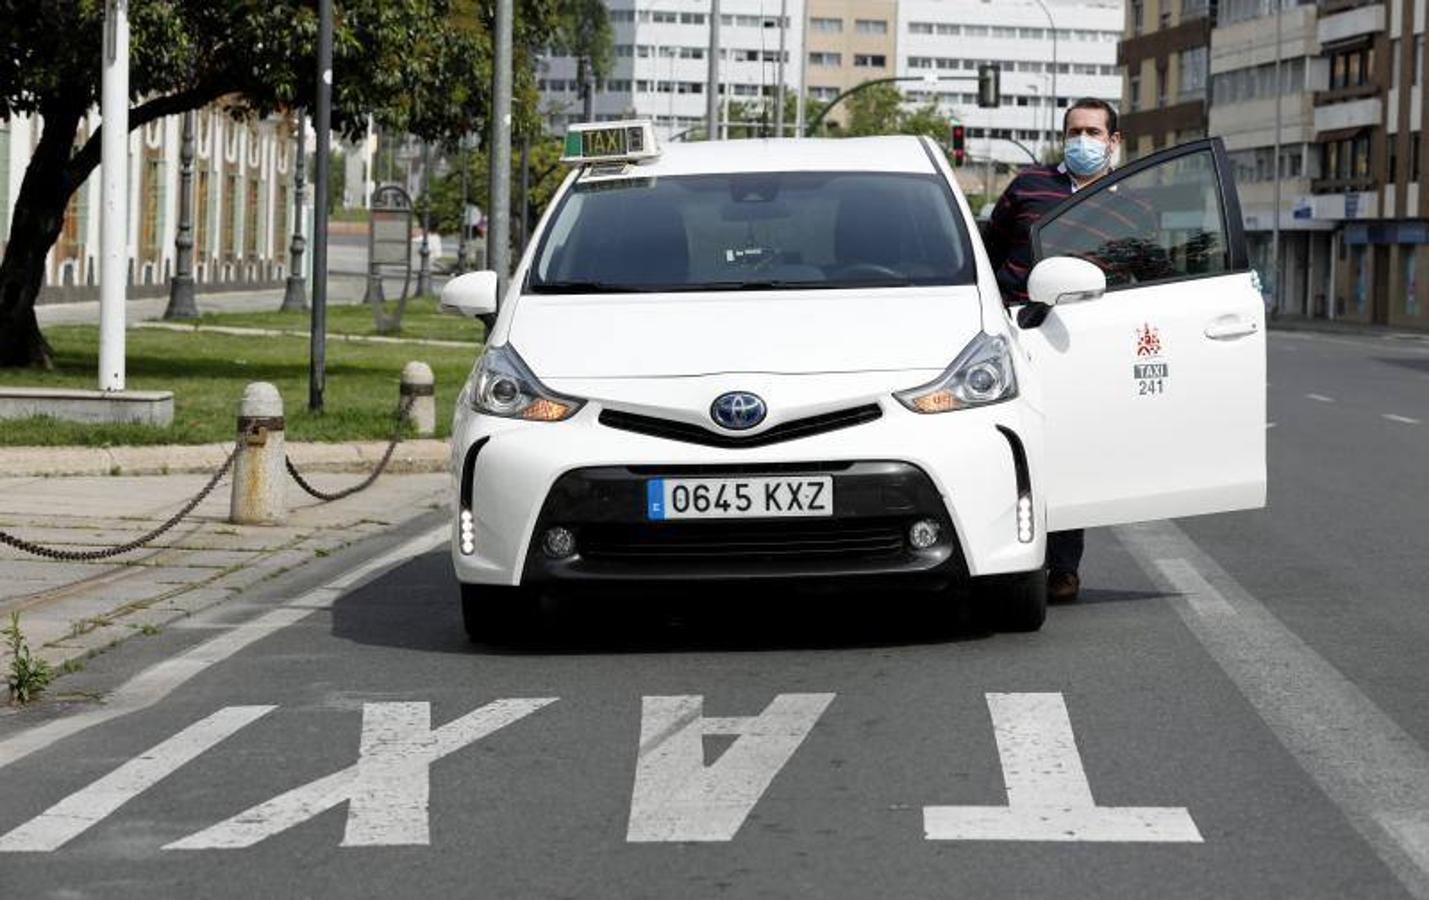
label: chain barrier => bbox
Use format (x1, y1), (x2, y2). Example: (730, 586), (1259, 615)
(284, 395), (415, 503)
(1, 395), (420, 561)
(0, 444), (240, 562)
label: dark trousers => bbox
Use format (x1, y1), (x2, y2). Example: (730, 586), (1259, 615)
(1047, 529), (1084, 576)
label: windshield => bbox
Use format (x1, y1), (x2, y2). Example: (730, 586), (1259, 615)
(529, 170), (976, 293)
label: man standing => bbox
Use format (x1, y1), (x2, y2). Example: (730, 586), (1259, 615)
(984, 97), (1123, 603)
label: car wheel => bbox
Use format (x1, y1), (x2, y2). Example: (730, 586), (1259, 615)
(975, 569), (1048, 633)
(460, 583), (540, 644)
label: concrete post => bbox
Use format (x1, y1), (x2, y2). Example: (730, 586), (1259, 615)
(230, 382), (287, 525)
(400, 361), (435, 437)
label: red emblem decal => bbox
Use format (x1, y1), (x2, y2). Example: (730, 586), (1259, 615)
(1135, 323), (1162, 357)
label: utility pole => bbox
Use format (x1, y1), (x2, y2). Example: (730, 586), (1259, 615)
(164, 109), (198, 320)
(706, 0), (721, 140)
(518, 134), (531, 254)
(281, 109), (308, 312)
(775, 0), (788, 136)
(310, 0), (333, 412)
(1030, 0), (1058, 139)
(489, 0), (514, 299)
(99, 0), (129, 391)
(1272, 0), (1284, 316)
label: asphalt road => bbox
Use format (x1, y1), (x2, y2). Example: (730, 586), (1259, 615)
(1, 328), (1427, 899)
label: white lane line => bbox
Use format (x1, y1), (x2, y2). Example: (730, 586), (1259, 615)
(1117, 521), (1429, 900)
(1384, 414), (1422, 425)
(166, 698), (555, 849)
(923, 693), (1202, 843)
(0, 525), (448, 773)
(626, 693), (835, 842)
(1154, 558), (1236, 617)
(0, 706), (274, 852)
(1306, 393), (1336, 403)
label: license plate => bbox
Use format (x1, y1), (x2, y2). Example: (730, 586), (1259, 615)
(646, 476), (834, 520)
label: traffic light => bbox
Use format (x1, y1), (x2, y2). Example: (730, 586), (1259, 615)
(950, 123), (966, 167)
(977, 64), (1001, 109)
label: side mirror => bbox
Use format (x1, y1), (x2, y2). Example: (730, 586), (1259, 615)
(1027, 256), (1107, 307)
(440, 270), (499, 318)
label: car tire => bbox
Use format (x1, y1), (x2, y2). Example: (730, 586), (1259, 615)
(460, 583), (540, 644)
(976, 569), (1048, 633)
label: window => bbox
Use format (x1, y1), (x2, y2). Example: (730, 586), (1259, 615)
(1035, 148), (1231, 288)
(809, 86), (839, 100)
(809, 51), (841, 66)
(608, 9), (635, 22)
(964, 25), (989, 36)
(909, 21), (934, 34)
(853, 54), (887, 68)
(1019, 27), (1044, 39)
(679, 12), (705, 24)
(1129, 74), (1141, 111)
(532, 172), (977, 292)
(1179, 46), (1207, 101)
(992, 26), (1017, 38)
(1329, 46), (1374, 90)
(1156, 65), (1167, 107)
(651, 10), (677, 23)
(1414, 133), (1422, 181)
(1132, 0), (1144, 35)
(1417, 36), (1424, 86)
(855, 19), (887, 34)
(909, 57), (934, 69)
(810, 17), (842, 33)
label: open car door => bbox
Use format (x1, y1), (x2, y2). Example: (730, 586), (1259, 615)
(1015, 137), (1266, 531)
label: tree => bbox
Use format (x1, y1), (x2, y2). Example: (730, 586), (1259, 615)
(0, 0), (559, 369)
(839, 83), (950, 142)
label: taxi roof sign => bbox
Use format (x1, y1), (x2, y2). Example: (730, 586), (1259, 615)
(561, 120), (660, 164)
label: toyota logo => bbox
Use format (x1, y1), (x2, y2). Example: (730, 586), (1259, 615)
(710, 392), (767, 430)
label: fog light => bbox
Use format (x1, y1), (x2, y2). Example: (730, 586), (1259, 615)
(542, 526), (577, 559)
(459, 510), (476, 555)
(1017, 495), (1034, 543)
(908, 518), (941, 550)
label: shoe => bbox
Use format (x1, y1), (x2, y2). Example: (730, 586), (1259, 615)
(1048, 571), (1080, 603)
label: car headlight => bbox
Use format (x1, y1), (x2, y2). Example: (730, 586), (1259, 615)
(894, 332), (1018, 413)
(470, 344), (585, 422)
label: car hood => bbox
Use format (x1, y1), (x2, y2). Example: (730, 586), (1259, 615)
(507, 286), (985, 378)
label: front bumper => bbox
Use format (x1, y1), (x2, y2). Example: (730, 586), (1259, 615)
(450, 399), (1046, 586)
(522, 461), (962, 584)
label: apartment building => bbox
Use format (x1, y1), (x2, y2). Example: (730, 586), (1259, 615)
(1118, 0), (1213, 155)
(1, 109), (306, 304)
(804, 0), (899, 129)
(896, 0), (1124, 168)
(1308, 0), (1428, 327)
(539, 0), (806, 141)
(1209, 0), (1332, 318)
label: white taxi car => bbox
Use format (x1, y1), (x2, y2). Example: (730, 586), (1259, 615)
(441, 121), (1265, 638)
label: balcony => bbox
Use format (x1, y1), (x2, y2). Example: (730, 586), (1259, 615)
(1313, 97), (1383, 132)
(1314, 82), (1382, 105)
(1317, 3), (1384, 45)
(1311, 176), (1376, 193)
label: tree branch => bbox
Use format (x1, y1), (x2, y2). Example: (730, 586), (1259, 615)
(63, 84), (229, 193)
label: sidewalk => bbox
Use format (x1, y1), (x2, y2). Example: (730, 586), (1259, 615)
(0, 466), (450, 676)
(35, 277), (368, 327)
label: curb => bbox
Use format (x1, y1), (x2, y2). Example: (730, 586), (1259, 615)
(1268, 318), (1429, 343)
(0, 439), (450, 478)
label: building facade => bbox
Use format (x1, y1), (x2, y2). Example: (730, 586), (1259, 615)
(897, 0), (1124, 172)
(1118, 0), (1214, 155)
(539, 0), (807, 141)
(1210, 0), (1333, 318)
(803, 0), (900, 129)
(0, 108), (309, 304)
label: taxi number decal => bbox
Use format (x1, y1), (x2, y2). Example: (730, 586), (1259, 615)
(1135, 362), (1167, 396)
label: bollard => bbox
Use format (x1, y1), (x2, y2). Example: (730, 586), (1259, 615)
(400, 361), (436, 437)
(230, 382), (287, 524)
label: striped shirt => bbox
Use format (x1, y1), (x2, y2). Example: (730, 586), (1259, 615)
(985, 163), (1078, 306)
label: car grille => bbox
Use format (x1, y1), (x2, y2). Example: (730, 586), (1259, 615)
(598, 404), (883, 449)
(578, 518), (908, 562)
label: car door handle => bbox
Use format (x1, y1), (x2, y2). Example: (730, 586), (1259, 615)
(1204, 318), (1259, 340)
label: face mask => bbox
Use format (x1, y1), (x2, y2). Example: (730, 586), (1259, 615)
(1064, 135), (1110, 177)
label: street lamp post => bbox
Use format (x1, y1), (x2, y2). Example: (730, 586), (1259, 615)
(416, 140), (433, 296)
(1272, 0), (1283, 316)
(99, 0), (129, 391)
(488, 0), (514, 299)
(310, 0), (333, 412)
(456, 134), (470, 273)
(706, 0), (721, 140)
(280, 109), (308, 312)
(164, 109), (199, 320)
(1029, 0), (1059, 133)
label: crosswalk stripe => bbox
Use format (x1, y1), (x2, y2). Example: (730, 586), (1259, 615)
(0, 706), (274, 853)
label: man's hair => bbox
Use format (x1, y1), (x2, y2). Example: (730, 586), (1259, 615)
(1062, 98), (1119, 135)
